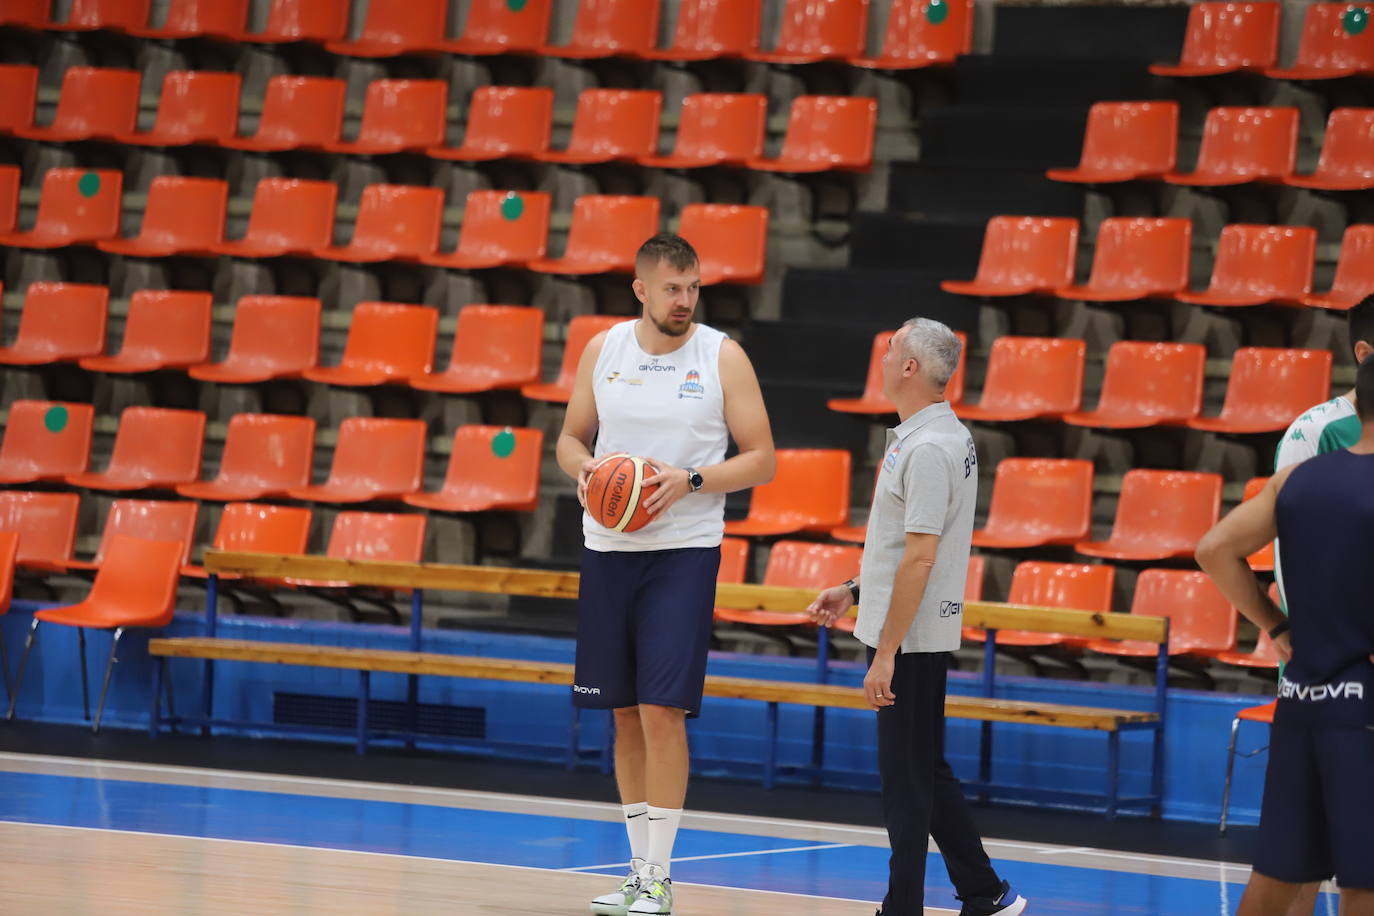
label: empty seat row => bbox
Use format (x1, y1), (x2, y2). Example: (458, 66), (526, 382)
(1, 0), (972, 69)
(944, 215), (1374, 311)
(0, 170), (770, 282)
(0, 69), (877, 174)
(0, 401), (542, 510)
(1050, 101), (1374, 190)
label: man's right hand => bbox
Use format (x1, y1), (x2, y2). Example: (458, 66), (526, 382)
(807, 585), (854, 627)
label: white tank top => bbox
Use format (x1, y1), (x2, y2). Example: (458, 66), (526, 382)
(584, 319), (729, 552)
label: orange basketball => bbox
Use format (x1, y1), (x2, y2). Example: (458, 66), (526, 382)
(586, 453), (659, 533)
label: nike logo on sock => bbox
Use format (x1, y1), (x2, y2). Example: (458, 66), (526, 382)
(626, 812), (646, 818)
(648, 817), (665, 821)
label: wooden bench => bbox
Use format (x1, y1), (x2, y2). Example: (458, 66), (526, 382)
(146, 550), (1169, 817)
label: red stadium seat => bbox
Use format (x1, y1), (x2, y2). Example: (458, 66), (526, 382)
(0, 65), (39, 135)
(964, 561), (1114, 648)
(851, 0), (974, 69)
(65, 499), (197, 572)
(47, 0), (149, 32)
(233, 0), (348, 43)
(1187, 348), (1333, 434)
(325, 0), (448, 56)
(312, 185), (443, 263)
(0, 168), (122, 249)
(0, 282), (107, 365)
(972, 459), (1094, 549)
(220, 76), (345, 152)
(1063, 342), (1205, 429)
(1242, 477), (1275, 571)
(286, 418), (426, 504)
(0, 401), (95, 485)
(953, 336), (1084, 422)
(747, 0), (868, 64)
(746, 96), (877, 173)
(0, 166), (18, 233)
(324, 79), (448, 155)
(535, 90), (661, 165)
(0, 491), (80, 572)
(428, 87), (553, 162)
(187, 295), (320, 384)
(828, 330), (967, 415)
(724, 449), (850, 537)
(941, 217), (1079, 297)
(422, 190), (550, 270)
(638, 93), (767, 169)
(542, 0), (659, 59)
(282, 512), (427, 590)
(521, 315), (634, 403)
(13, 67), (139, 141)
(1264, 2), (1374, 79)
(128, 0), (248, 38)
(65, 408), (205, 492)
(79, 290), (212, 373)
(410, 305), (543, 394)
(1302, 224), (1374, 310)
(527, 196), (660, 275)
(1076, 471), (1222, 562)
(196, 503), (312, 578)
(0, 0), (49, 27)
(678, 204), (769, 285)
(1175, 225), (1314, 307)
(1055, 217), (1190, 302)
(434, 0), (551, 55)
(403, 426), (544, 513)
(1047, 101), (1179, 184)
(716, 540), (862, 628)
(638, 0), (761, 60)
(1217, 585), (1283, 665)
(176, 414), (316, 502)
(96, 176), (227, 257)
(1088, 570), (1236, 657)
(1150, 2), (1280, 76)
(1285, 108), (1374, 191)
(211, 178), (337, 258)
(303, 303), (438, 387)
(1163, 107), (1298, 186)
(115, 71), (240, 146)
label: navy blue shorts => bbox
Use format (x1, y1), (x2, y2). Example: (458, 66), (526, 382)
(1252, 722), (1374, 889)
(572, 546), (720, 718)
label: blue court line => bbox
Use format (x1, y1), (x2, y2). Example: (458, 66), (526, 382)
(0, 769), (1315, 915)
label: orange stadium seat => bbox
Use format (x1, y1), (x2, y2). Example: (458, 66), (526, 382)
(1242, 477), (1275, 570)
(831, 465), (879, 544)
(65, 408), (205, 492)
(304, 303), (438, 387)
(953, 336), (1084, 422)
(747, 0), (868, 64)
(311, 185), (443, 263)
(1265, 2), (1374, 79)
(712, 537), (751, 621)
(1055, 217), (1191, 301)
(428, 86), (553, 161)
(535, 90), (662, 165)
(286, 418), (426, 504)
(1063, 341), (1205, 428)
(0, 491), (80, 572)
(0, 168), (122, 249)
(410, 305), (543, 394)
(1303, 224), (1374, 310)
(717, 540), (862, 628)
(1089, 570), (1236, 657)
(1285, 108), (1374, 191)
(965, 561), (1114, 648)
(724, 449), (850, 537)
(829, 330), (967, 415)
(65, 500), (197, 572)
(403, 426), (544, 513)
(852, 0), (974, 69)
(972, 458), (1094, 549)
(0, 166), (18, 233)
(210, 178), (337, 258)
(941, 217), (1078, 297)
(521, 315), (634, 403)
(282, 512), (427, 590)
(528, 196), (660, 274)
(422, 190), (550, 270)
(1163, 107), (1298, 185)
(434, 0), (551, 54)
(177, 414), (316, 502)
(0, 401), (95, 485)
(746, 96), (878, 173)
(1175, 225), (1314, 307)
(116, 71), (241, 146)
(0, 282), (108, 365)
(1217, 584), (1283, 666)
(128, 0), (248, 38)
(192, 503), (313, 580)
(0, 0), (48, 27)
(1076, 471), (1222, 561)
(96, 176), (228, 257)
(1187, 348), (1333, 434)
(232, 0), (348, 43)
(220, 76), (345, 152)
(678, 204), (769, 285)
(79, 290), (211, 374)
(12, 67), (139, 141)
(325, 0), (448, 56)
(638, 93), (767, 169)
(1150, 1), (1280, 76)
(542, 0), (659, 59)
(638, 0), (762, 60)
(324, 79), (448, 155)
(188, 295), (320, 384)
(46, 0), (149, 32)
(1047, 101), (1179, 184)
(0, 65), (39, 134)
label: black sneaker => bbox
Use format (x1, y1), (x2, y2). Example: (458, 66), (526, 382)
(957, 880), (1028, 916)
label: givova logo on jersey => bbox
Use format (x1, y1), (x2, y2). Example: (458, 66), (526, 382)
(678, 369), (705, 399)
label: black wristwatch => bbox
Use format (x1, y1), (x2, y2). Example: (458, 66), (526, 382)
(1268, 620), (1291, 640)
(843, 578), (860, 603)
(685, 467), (704, 492)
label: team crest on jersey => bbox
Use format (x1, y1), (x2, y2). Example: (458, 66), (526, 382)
(678, 369), (705, 399)
(883, 443), (902, 472)
(606, 370), (641, 386)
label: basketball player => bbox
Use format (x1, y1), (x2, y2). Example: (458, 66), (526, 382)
(1196, 354), (1374, 916)
(808, 319), (1027, 916)
(556, 234), (775, 916)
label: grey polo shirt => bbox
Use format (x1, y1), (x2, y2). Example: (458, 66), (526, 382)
(854, 400), (977, 654)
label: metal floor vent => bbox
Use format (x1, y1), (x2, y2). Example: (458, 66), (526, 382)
(273, 692), (486, 739)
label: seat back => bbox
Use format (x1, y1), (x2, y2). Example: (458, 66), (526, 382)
(242, 76), (345, 148)
(215, 295), (321, 377)
(559, 196), (661, 271)
(26, 168), (123, 244)
(1092, 341), (1206, 424)
(7, 282), (109, 361)
(350, 79), (447, 149)
(775, 96), (877, 170)
(212, 503), (312, 553)
(143, 71), (240, 142)
(101, 407), (206, 485)
(238, 178), (338, 253)
(771, 0), (868, 59)
(0, 401), (95, 480)
(0, 529), (17, 615)
(965, 554), (985, 600)
(122, 176), (228, 251)
(1107, 470), (1222, 554)
(254, 0), (349, 42)
(1130, 569), (1237, 653)
(531, 314), (634, 396)
(113, 290), (213, 366)
(562, 89), (662, 160)
(678, 204), (768, 285)
(454, 190), (550, 265)
(444, 305), (544, 387)
(668, 0), (761, 56)
(1073, 101), (1179, 177)
(665, 93), (767, 164)
(719, 536), (750, 583)
(968, 217), (1078, 291)
(62, 0), (149, 29)
(744, 449), (851, 533)
(873, 0), (973, 64)
(565, 0), (660, 54)
(1311, 108), (1374, 182)
(346, 0), (447, 49)
(0, 0), (48, 27)
(1205, 224), (1315, 300)
(1174, 1), (1281, 69)
(336, 303), (438, 379)
(85, 533), (184, 627)
(1009, 561), (1115, 612)
(0, 491), (80, 568)
(440, 425), (544, 511)
(977, 336), (1085, 416)
(340, 185), (443, 258)
(327, 511), (427, 562)
(763, 540), (863, 588)
(146, 0), (249, 36)
(458, 86), (553, 157)
(983, 459), (1094, 544)
(0, 166), (14, 233)
(1289, 2), (1374, 72)
(0, 65), (38, 133)
(1082, 217), (1191, 295)
(93, 500), (198, 565)
(212, 414), (316, 492)
(47, 67), (141, 137)
(1324, 223), (1374, 307)
(1190, 106), (1298, 181)
(326, 418), (427, 493)
(460, 0), (551, 50)
(1217, 348), (1333, 427)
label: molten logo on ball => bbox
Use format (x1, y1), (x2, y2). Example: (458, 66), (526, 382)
(587, 454), (659, 533)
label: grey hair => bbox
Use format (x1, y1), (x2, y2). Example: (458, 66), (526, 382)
(899, 318), (962, 388)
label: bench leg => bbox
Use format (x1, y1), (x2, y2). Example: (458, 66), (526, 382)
(163, 659), (176, 735)
(356, 670), (370, 755)
(764, 702), (779, 790)
(1106, 729), (1121, 820)
(92, 628), (123, 734)
(200, 658), (215, 737)
(6, 619), (39, 721)
(0, 628), (11, 703)
(1219, 716), (1241, 835)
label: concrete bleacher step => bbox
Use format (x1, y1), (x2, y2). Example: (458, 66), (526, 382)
(918, 104), (1090, 170)
(777, 266), (974, 330)
(886, 164), (1085, 222)
(992, 5), (1190, 63)
(848, 213), (986, 274)
(952, 56), (1161, 108)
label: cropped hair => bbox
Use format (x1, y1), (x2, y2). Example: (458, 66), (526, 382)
(900, 317), (962, 389)
(635, 234), (698, 273)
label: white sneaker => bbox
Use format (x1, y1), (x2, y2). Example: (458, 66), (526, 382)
(628, 863), (673, 915)
(590, 858), (645, 916)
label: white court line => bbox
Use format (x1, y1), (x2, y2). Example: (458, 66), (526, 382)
(564, 842), (855, 872)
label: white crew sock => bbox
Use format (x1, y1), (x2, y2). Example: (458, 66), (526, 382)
(644, 805), (682, 876)
(622, 802), (649, 862)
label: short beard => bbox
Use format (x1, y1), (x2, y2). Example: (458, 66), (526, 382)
(650, 314), (691, 337)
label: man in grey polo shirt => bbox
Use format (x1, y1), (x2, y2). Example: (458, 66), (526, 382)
(810, 318), (1027, 916)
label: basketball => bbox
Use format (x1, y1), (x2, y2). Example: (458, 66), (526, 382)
(586, 453), (659, 532)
